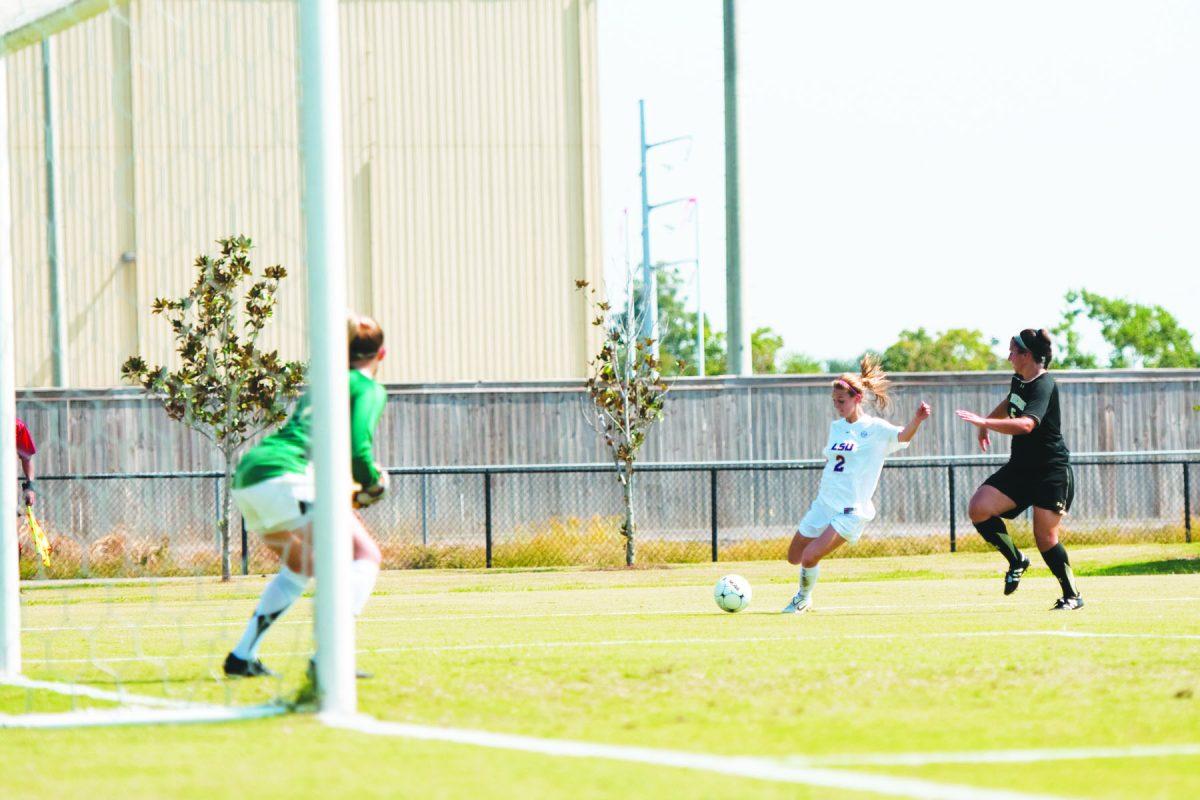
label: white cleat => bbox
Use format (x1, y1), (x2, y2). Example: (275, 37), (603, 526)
(781, 594), (812, 614)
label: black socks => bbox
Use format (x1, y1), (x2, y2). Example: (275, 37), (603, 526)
(1040, 543), (1080, 599)
(974, 516), (1023, 569)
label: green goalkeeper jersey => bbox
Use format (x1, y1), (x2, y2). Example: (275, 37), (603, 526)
(233, 369), (387, 490)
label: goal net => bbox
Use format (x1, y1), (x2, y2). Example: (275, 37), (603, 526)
(1, 0), (359, 726)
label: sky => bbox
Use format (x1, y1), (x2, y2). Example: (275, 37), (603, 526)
(596, 0), (1200, 365)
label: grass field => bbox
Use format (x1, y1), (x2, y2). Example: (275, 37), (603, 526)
(2, 543), (1199, 799)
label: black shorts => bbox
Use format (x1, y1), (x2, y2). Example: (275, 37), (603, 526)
(983, 462), (1074, 518)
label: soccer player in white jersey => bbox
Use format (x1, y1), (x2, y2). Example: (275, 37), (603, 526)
(782, 356), (931, 613)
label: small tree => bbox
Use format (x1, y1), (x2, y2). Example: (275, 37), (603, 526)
(576, 274), (671, 566)
(121, 236), (305, 581)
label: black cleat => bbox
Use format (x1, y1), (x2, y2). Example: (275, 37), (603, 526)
(223, 652), (278, 678)
(1051, 596), (1085, 611)
(1004, 556), (1031, 596)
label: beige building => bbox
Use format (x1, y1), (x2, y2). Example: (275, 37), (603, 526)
(4, 0), (601, 387)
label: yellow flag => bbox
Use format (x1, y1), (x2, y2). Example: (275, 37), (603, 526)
(26, 506), (51, 568)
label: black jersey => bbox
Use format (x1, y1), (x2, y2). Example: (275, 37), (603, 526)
(1006, 372), (1070, 469)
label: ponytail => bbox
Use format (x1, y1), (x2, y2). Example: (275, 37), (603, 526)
(832, 353), (892, 410)
(1014, 328), (1053, 368)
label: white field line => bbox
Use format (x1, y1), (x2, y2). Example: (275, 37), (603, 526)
(20, 595), (1200, 633)
(319, 713), (1070, 800)
(0, 674), (287, 728)
(19, 629), (1200, 665)
(791, 743), (1200, 767)
(0, 704), (286, 729)
(2, 674), (201, 708)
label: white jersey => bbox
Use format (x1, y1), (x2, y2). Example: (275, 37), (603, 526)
(815, 414), (908, 518)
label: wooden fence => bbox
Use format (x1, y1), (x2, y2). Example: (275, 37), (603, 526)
(15, 370), (1200, 474)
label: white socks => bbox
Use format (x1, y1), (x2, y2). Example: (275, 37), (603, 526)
(231, 559), (378, 663)
(351, 558), (380, 617)
(232, 565), (309, 661)
(797, 565), (820, 602)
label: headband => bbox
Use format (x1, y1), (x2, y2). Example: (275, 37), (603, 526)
(1011, 332), (1035, 353)
(834, 378), (861, 397)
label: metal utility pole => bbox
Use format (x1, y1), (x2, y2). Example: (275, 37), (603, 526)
(638, 100), (692, 358)
(692, 199), (704, 377)
(638, 100), (657, 350)
(723, 0), (750, 375)
(42, 39), (68, 386)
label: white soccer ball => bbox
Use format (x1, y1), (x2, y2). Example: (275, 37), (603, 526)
(713, 574), (752, 613)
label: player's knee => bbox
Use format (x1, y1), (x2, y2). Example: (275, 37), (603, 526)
(967, 496), (992, 523)
(800, 552), (822, 569)
(1034, 528), (1059, 550)
(356, 536), (382, 565)
(786, 549), (803, 566)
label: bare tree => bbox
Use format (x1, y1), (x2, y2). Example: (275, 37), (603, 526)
(122, 236), (305, 581)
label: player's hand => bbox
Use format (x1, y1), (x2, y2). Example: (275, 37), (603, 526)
(914, 402), (931, 421)
(955, 409), (986, 427)
(352, 470), (389, 509)
(22, 488), (35, 507)
(976, 427), (990, 452)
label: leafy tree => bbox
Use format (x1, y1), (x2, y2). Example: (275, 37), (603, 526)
(627, 266), (808, 375)
(879, 328), (1004, 372)
(1050, 303), (1100, 369)
(576, 275), (671, 566)
(780, 352), (822, 374)
(750, 327), (785, 374)
(824, 356), (865, 374)
(626, 265), (728, 376)
(121, 236), (305, 581)
(1061, 290), (1199, 368)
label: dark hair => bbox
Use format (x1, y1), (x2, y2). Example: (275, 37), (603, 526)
(1013, 328), (1053, 367)
(348, 312), (385, 363)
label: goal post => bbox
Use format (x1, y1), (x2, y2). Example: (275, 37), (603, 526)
(1, 54), (19, 679)
(297, 0), (356, 717)
(0, 0), (356, 723)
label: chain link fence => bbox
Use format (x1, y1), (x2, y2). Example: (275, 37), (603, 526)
(15, 452), (1199, 578)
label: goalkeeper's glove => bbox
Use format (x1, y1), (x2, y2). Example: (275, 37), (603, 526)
(352, 469), (389, 508)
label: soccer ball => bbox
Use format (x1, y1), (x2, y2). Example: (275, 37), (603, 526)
(713, 574), (751, 613)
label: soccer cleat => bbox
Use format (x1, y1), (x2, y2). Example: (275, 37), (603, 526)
(1003, 555), (1032, 596)
(222, 652), (278, 679)
(1051, 596), (1085, 611)
(780, 593), (812, 614)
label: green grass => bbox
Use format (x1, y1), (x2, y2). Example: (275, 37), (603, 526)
(3, 543), (1200, 799)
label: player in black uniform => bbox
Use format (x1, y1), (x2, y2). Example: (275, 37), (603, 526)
(955, 328), (1082, 610)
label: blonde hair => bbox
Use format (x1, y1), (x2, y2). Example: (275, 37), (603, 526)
(832, 354), (892, 410)
(348, 312), (385, 364)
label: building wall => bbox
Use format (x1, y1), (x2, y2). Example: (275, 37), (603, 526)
(6, 0), (602, 387)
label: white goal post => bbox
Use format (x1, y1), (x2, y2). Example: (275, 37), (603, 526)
(0, 0), (356, 722)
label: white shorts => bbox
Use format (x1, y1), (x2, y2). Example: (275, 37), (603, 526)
(797, 499), (871, 545)
(232, 470), (315, 535)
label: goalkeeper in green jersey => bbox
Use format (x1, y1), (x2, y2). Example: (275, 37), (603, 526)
(223, 313), (389, 678)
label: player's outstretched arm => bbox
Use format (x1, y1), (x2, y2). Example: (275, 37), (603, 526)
(955, 408), (1036, 442)
(966, 400), (1009, 451)
(897, 401), (932, 443)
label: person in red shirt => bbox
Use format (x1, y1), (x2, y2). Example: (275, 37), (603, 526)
(15, 419), (36, 508)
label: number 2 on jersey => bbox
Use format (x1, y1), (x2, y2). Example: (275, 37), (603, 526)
(833, 454), (846, 472)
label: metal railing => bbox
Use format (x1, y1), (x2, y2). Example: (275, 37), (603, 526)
(15, 451), (1199, 578)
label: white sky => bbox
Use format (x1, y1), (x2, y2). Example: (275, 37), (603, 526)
(597, 0), (1200, 364)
